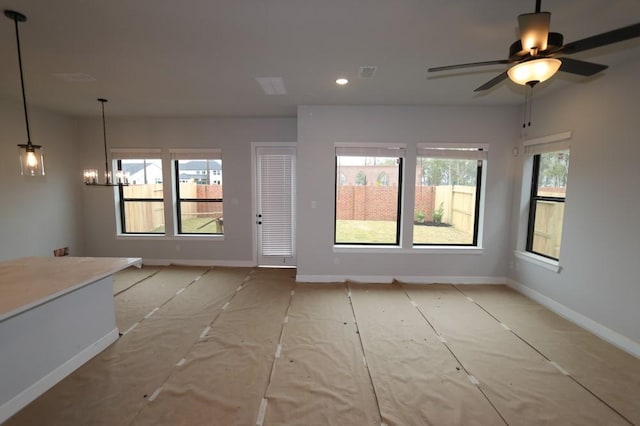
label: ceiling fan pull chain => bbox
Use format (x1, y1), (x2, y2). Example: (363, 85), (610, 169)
(528, 85), (534, 127)
(522, 88), (529, 128)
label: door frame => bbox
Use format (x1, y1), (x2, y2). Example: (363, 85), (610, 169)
(251, 142), (297, 266)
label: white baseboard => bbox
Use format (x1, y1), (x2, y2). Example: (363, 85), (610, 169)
(0, 328), (119, 424)
(507, 279), (640, 359)
(296, 274), (506, 284)
(142, 258), (256, 267)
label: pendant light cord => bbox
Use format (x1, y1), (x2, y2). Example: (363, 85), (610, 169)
(12, 14), (32, 144)
(100, 99), (110, 179)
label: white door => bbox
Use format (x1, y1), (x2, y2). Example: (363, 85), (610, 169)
(256, 146), (296, 266)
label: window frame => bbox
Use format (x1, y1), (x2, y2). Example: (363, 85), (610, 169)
(525, 152), (568, 261)
(174, 160), (224, 235)
(413, 146), (486, 247)
(116, 158), (165, 235)
(518, 131), (572, 266)
(333, 145), (405, 246)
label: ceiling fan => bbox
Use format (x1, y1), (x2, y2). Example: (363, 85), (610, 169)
(428, 0), (640, 92)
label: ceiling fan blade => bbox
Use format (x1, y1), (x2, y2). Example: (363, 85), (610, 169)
(560, 23), (640, 54)
(559, 57), (608, 76)
(518, 12), (551, 52)
(428, 60), (510, 73)
(474, 72), (509, 92)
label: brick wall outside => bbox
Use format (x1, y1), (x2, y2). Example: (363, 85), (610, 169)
(195, 185), (223, 216)
(337, 185), (436, 221)
(414, 185), (435, 221)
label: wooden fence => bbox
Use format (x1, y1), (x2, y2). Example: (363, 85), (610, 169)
(122, 184), (165, 232)
(434, 185), (476, 234)
(531, 200), (565, 259)
(122, 183), (223, 232)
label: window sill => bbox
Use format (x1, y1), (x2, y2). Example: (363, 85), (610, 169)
(333, 246), (483, 255)
(514, 250), (561, 273)
(117, 234), (224, 241)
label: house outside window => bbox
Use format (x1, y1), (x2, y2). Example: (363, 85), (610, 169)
(413, 145), (487, 246)
(335, 145), (404, 245)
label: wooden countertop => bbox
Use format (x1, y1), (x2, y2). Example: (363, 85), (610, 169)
(0, 257), (141, 321)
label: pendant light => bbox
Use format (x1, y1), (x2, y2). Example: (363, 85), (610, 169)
(4, 10), (45, 177)
(84, 98), (129, 186)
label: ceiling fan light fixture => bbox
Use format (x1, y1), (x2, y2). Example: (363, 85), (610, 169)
(507, 58), (561, 85)
(518, 12), (551, 53)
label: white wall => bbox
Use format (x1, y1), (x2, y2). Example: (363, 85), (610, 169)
(509, 56), (640, 344)
(80, 117), (296, 263)
(0, 99), (84, 261)
(296, 105), (520, 281)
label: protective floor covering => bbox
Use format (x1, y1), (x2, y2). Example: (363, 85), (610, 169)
(114, 266), (208, 332)
(265, 284), (381, 425)
(456, 284), (640, 425)
(6, 271), (640, 426)
(112, 265), (159, 295)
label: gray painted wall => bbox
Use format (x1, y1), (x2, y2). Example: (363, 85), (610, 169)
(79, 117), (296, 262)
(0, 99), (84, 261)
(296, 105), (520, 279)
(508, 56), (640, 343)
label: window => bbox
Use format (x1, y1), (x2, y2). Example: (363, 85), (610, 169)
(172, 150), (223, 235)
(526, 148), (570, 260)
(413, 146), (486, 246)
(335, 146), (404, 245)
(115, 156), (165, 234)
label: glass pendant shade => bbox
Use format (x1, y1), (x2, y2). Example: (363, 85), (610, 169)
(507, 58), (561, 85)
(18, 143), (45, 176)
(83, 168), (98, 184)
(115, 170), (130, 184)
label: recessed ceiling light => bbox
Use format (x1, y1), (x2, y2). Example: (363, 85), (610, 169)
(336, 78), (349, 86)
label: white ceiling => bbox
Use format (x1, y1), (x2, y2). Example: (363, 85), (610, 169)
(0, 0), (638, 117)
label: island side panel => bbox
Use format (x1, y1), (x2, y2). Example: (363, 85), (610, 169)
(0, 275), (117, 423)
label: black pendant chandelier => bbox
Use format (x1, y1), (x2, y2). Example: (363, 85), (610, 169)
(84, 98), (128, 186)
(5, 10), (45, 177)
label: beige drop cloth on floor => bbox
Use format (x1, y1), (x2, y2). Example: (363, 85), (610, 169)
(112, 265), (159, 295)
(349, 283), (505, 426)
(264, 284), (381, 425)
(133, 268), (296, 425)
(457, 284), (640, 424)
(114, 266), (208, 331)
(403, 283), (630, 425)
(7, 269), (639, 426)
(6, 267), (247, 426)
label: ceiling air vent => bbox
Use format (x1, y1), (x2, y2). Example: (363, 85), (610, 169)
(359, 66), (377, 79)
(256, 77), (287, 95)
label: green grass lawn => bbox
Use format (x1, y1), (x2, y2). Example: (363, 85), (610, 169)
(152, 217), (222, 234)
(181, 217), (222, 233)
(336, 220), (472, 244)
